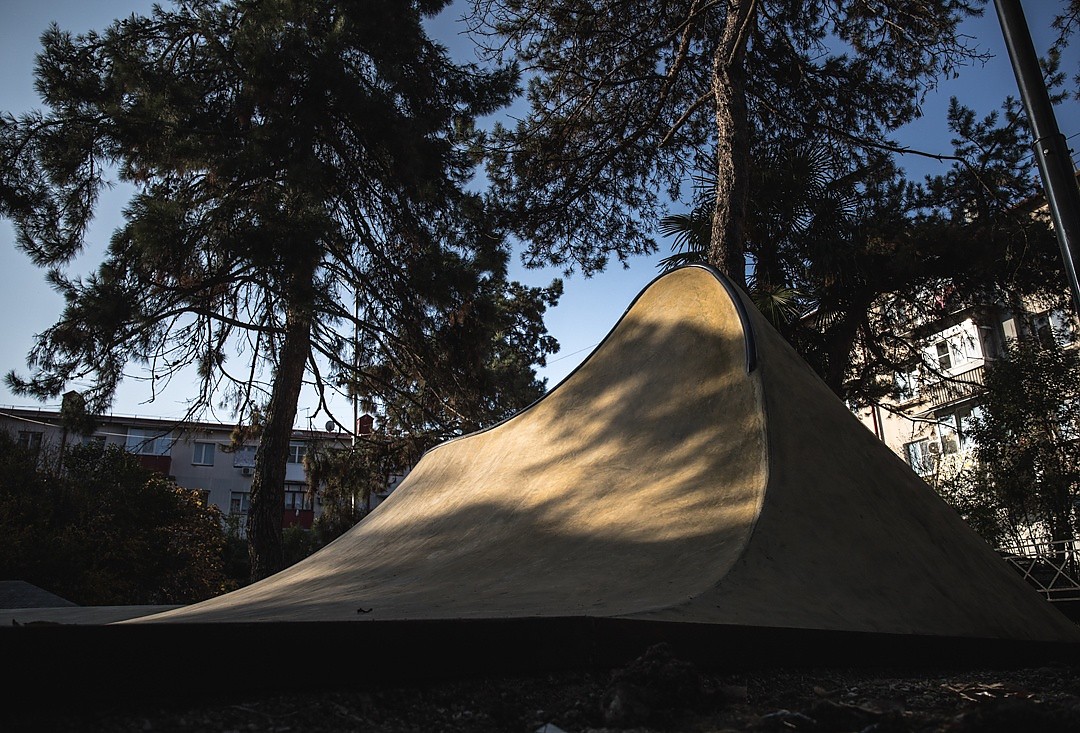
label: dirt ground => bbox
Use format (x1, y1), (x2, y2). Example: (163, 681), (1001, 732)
(8, 643), (1080, 732)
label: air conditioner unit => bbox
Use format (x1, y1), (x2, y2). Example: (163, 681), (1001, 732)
(242, 467), (252, 476)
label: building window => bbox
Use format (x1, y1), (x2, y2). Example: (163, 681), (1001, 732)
(895, 368), (919, 401)
(1062, 398), (1080, 442)
(230, 492), (250, 515)
(17, 431), (43, 452)
(81, 435), (106, 447)
(284, 485), (311, 510)
(904, 439), (933, 476)
(232, 445), (257, 468)
(936, 404), (983, 453)
(936, 419), (959, 455)
(926, 326), (979, 375)
(192, 441), (215, 466)
(191, 489), (211, 506)
(1031, 310), (1075, 348)
(125, 427), (174, 456)
(287, 442), (307, 464)
(1053, 310), (1077, 345)
(934, 341), (952, 370)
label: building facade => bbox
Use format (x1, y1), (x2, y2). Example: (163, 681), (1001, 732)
(854, 298), (1076, 489)
(0, 407), (378, 530)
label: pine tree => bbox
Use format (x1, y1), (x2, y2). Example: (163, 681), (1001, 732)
(0, 0), (558, 579)
(469, 0), (986, 284)
(658, 93), (1064, 401)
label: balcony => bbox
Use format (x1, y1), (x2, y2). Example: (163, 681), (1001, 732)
(922, 364), (985, 407)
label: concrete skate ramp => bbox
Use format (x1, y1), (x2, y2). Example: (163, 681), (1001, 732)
(134, 265), (1079, 642)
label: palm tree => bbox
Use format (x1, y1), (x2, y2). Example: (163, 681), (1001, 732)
(658, 153), (822, 329)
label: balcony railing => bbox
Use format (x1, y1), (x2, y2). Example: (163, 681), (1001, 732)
(922, 364), (985, 407)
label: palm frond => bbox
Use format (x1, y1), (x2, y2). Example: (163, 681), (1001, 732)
(748, 280), (803, 326)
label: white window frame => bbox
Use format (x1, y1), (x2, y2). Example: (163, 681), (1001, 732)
(125, 427), (174, 456)
(284, 483), (311, 510)
(232, 445), (257, 468)
(230, 491), (250, 515)
(904, 439), (933, 475)
(287, 442), (307, 465)
(895, 368), (920, 401)
(936, 418), (960, 455)
(934, 404), (982, 455)
(934, 340), (952, 371)
(192, 441), (215, 466)
(17, 431), (43, 452)
(1032, 309), (1076, 347)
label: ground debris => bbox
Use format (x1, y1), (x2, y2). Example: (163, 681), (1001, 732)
(4, 659), (1080, 732)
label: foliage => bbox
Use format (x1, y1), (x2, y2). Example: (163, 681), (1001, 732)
(470, 0), (986, 281)
(966, 332), (1080, 547)
(220, 512), (252, 586)
(934, 463), (1013, 548)
(472, 0), (1076, 411)
(349, 234), (561, 449)
(658, 91), (1065, 402)
(305, 437), (388, 530)
(282, 525), (321, 568)
(936, 332), (1080, 549)
(0, 0), (558, 578)
(1054, 0), (1080, 87)
(785, 88), (1066, 401)
(0, 435), (233, 605)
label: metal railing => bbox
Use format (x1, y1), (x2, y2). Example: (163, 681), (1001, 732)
(998, 539), (1080, 602)
(923, 364), (986, 407)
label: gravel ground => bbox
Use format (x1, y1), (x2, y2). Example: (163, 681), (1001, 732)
(7, 643), (1080, 732)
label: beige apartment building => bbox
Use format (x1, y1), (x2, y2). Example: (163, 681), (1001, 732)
(854, 296), (1075, 489)
(0, 406), (399, 530)
(848, 290), (1080, 609)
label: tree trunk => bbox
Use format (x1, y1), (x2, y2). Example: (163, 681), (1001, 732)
(822, 315), (864, 397)
(248, 270), (316, 581)
(709, 0), (756, 289)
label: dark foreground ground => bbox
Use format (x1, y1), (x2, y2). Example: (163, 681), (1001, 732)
(7, 644), (1080, 732)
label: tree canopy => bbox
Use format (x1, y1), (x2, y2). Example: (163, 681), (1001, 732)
(466, 0), (1080, 407)
(0, 0), (559, 578)
(939, 330), (1080, 551)
(469, 0), (988, 281)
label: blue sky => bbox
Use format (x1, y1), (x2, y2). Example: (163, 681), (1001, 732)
(1, 0), (1078, 427)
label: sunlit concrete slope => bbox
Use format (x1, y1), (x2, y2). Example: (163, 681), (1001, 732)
(134, 266), (1080, 642)
(138, 265), (768, 623)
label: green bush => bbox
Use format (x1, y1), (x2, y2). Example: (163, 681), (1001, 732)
(0, 435), (234, 605)
(282, 525), (320, 567)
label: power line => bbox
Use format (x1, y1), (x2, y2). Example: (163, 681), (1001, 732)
(545, 343), (598, 365)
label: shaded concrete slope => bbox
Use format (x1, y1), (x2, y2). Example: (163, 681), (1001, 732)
(641, 278), (1080, 642)
(134, 266), (1079, 642)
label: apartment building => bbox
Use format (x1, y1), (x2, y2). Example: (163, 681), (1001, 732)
(854, 296), (1076, 487)
(0, 405), (379, 529)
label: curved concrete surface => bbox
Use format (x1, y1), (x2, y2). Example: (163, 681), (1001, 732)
(2, 605), (180, 625)
(133, 266), (1080, 642)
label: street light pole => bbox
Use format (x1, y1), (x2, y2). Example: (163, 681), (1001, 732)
(994, 0), (1080, 317)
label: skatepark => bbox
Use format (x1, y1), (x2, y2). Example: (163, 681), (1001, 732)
(4, 265), (1079, 698)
